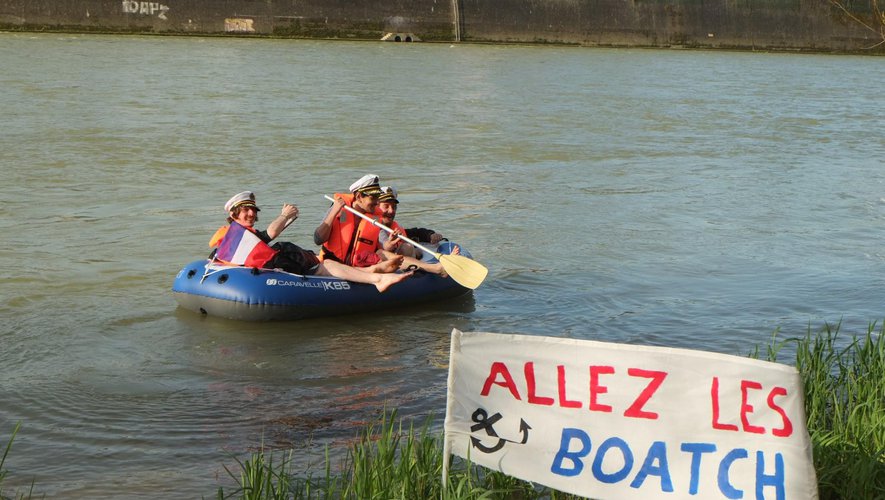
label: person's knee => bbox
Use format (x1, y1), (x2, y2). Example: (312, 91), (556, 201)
(314, 263), (331, 276)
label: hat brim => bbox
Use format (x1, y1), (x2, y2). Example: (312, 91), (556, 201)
(358, 187), (383, 196)
(232, 201), (260, 211)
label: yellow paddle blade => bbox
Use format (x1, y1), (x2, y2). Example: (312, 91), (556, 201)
(439, 254), (488, 290)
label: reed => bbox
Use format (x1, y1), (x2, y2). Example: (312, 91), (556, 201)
(0, 422), (35, 500)
(0, 423), (14, 495)
(759, 322), (885, 500)
(216, 411), (564, 499)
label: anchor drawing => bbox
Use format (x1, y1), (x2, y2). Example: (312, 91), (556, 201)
(469, 408), (531, 453)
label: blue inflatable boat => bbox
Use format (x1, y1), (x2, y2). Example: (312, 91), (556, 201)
(172, 242), (472, 321)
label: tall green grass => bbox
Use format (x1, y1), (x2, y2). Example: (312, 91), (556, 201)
(0, 423), (15, 495)
(0, 422), (35, 500)
(759, 322), (885, 499)
(216, 412), (567, 500)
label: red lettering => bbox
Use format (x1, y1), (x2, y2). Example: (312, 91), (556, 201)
(711, 377), (739, 431)
(589, 366), (614, 412)
(767, 386), (793, 437)
(623, 368), (667, 419)
(525, 362), (554, 405)
(557, 365), (582, 408)
(480, 362), (521, 400)
(740, 380), (766, 434)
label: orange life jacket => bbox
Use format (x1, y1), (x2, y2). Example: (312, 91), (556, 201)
(209, 225), (228, 248)
(319, 193), (382, 266)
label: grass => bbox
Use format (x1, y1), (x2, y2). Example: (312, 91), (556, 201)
(3, 322), (883, 499)
(0, 422), (35, 500)
(215, 413), (571, 500)
(757, 322), (885, 499)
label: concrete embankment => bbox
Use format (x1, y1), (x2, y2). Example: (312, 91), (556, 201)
(1, 0), (882, 53)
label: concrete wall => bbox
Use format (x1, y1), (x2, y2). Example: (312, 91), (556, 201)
(0, 0), (454, 38)
(0, 0), (882, 53)
(458, 0), (883, 52)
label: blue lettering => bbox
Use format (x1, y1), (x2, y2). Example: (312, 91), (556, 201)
(718, 448), (749, 499)
(551, 428), (592, 477)
(551, 431), (784, 500)
(755, 451), (785, 500)
(681, 442), (717, 495)
(630, 441), (673, 492)
(591, 437), (633, 483)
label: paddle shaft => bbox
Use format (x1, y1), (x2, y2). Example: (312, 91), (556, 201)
(323, 195), (440, 258)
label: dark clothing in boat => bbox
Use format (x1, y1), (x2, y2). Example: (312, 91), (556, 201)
(255, 230), (321, 275)
(405, 227), (439, 242)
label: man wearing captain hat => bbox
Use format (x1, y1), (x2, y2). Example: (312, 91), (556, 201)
(211, 191), (292, 246)
(209, 190), (304, 271)
(377, 186), (456, 249)
(375, 186), (458, 277)
(224, 191), (260, 214)
(209, 189), (411, 292)
(313, 174), (404, 270)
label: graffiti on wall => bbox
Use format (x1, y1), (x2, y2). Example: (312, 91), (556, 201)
(122, 1), (170, 20)
(225, 18), (255, 32)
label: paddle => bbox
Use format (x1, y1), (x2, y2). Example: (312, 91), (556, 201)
(323, 195), (488, 289)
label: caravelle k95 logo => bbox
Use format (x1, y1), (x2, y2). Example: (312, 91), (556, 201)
(266, 278), (351, 291)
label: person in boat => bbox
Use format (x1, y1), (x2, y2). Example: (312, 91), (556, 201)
(375, 186), (459, 276)
(209, 191), (411, 293)
(313, 174), (404, 269)
(377, 186), (460, 257)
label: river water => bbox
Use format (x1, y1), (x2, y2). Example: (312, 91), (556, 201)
(0, 33), (883, 497)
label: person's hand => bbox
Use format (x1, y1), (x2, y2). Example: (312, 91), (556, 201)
(429, 232), (445, 245)
(332, 197), (346, 215)
(384, 229), (403, 251)
(281, 203), (299, 221)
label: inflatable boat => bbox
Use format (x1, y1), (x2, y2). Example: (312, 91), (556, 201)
(172, 242), (472, 321)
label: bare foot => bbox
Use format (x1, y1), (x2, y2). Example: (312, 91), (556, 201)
(451, 245), (461, 256)
(375, 271), (413, 292)
(372, 255), (403, 273)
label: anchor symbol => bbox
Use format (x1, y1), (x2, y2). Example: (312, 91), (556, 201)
(469, 408), (531, 454)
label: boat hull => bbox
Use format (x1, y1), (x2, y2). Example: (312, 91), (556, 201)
(171, 243), (472, 321)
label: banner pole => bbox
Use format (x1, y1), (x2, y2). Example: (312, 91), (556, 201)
(441, 328), (462, 493)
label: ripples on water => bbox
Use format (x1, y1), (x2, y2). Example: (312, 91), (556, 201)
(1, 34), (883, 496)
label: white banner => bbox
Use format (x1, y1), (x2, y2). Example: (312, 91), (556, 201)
(443, 330), (817, 500)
